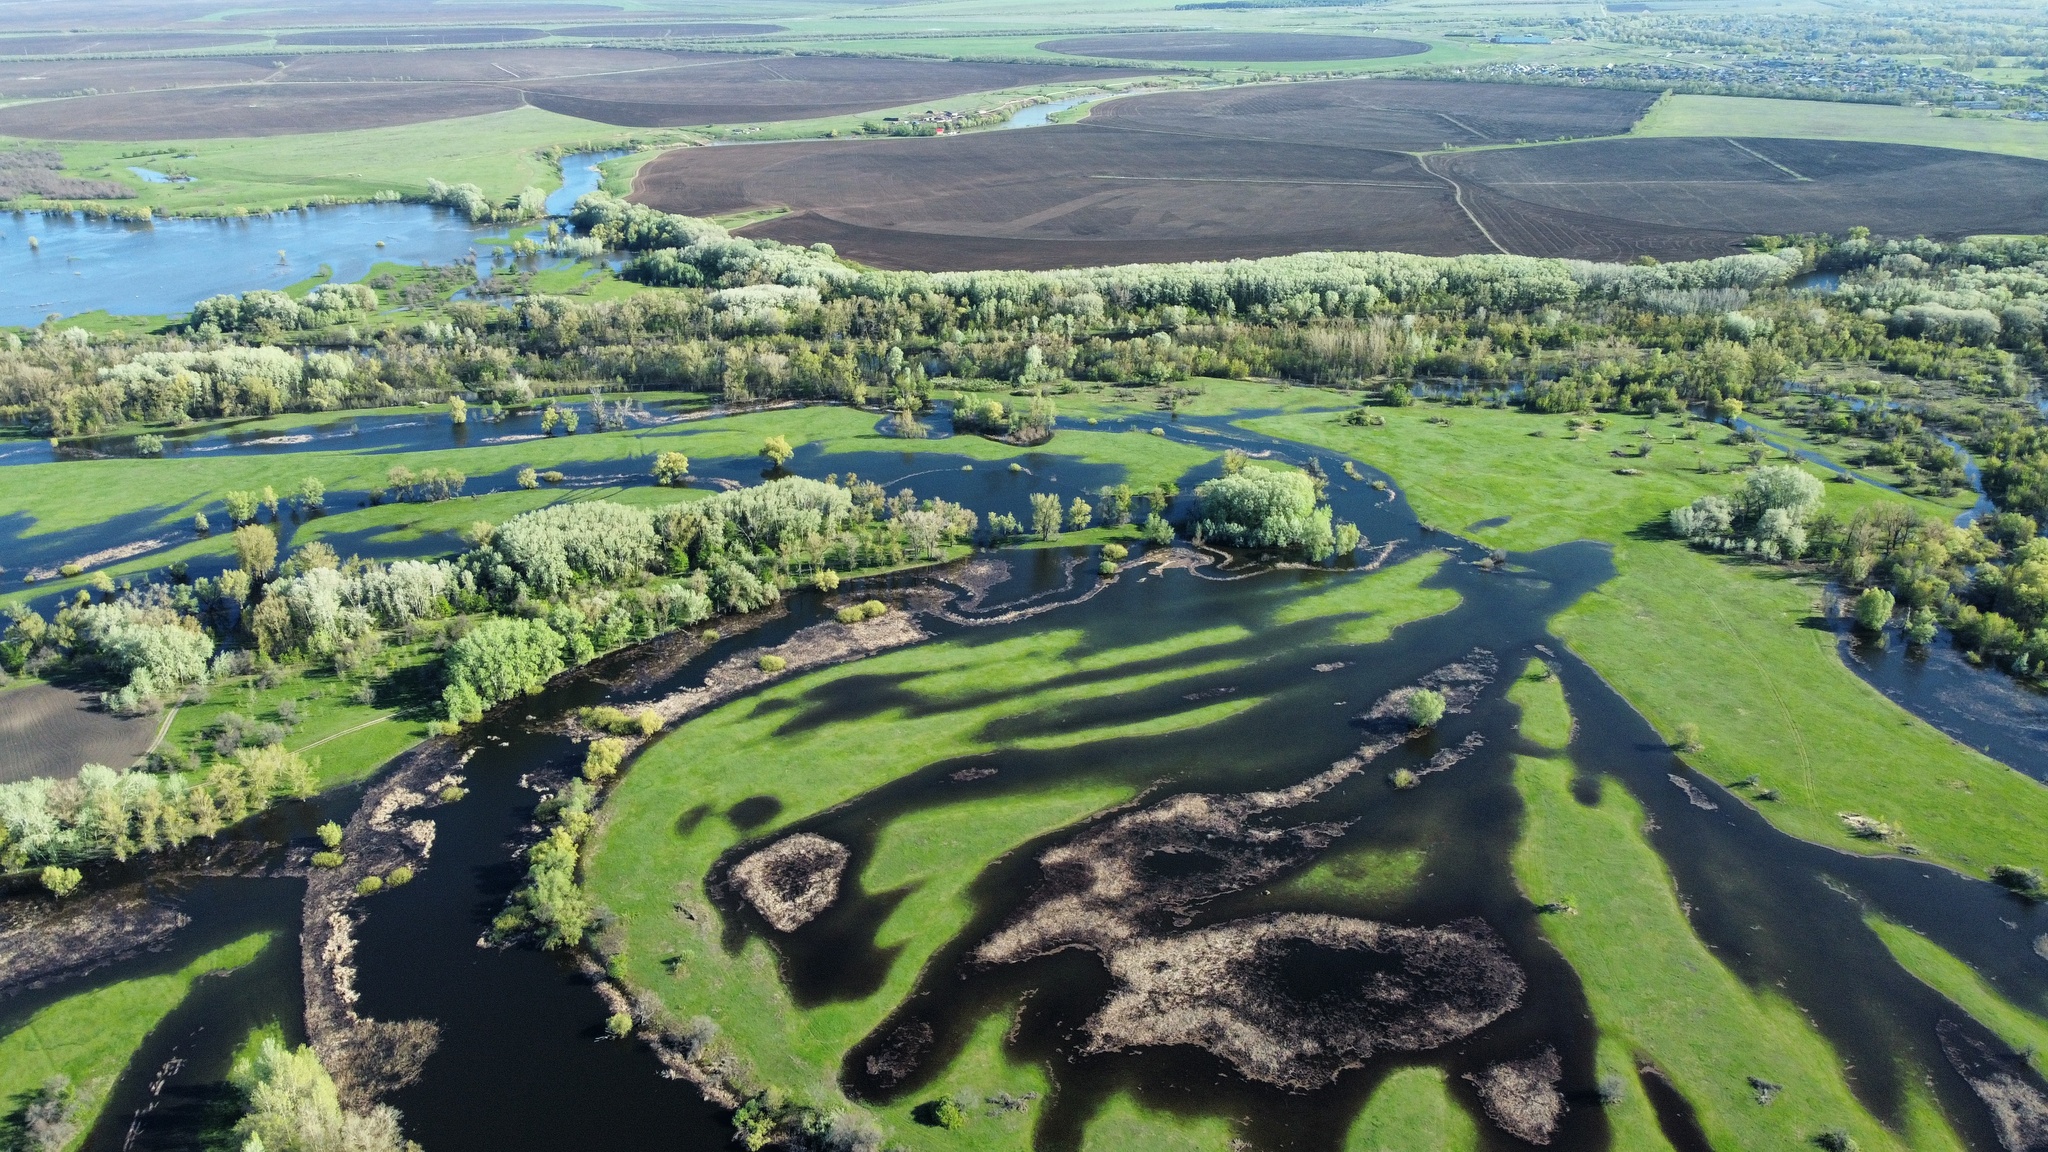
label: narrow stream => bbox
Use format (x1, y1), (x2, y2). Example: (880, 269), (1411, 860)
(10, 407), (2048, 1152)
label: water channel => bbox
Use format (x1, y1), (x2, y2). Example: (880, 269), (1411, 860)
(3, 407), (2044, 1151)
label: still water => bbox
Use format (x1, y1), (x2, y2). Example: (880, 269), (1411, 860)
(0, 151), (624, 327)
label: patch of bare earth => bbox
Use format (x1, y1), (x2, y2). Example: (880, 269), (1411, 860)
(727, 833), (850, 932)
(1466, 1048), (1567, 1145)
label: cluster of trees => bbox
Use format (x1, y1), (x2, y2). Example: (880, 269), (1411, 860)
(426, 178), (546, 225)
(0, 593), (213, 713)
(1670, 466), (2048, 676)
(190, 284), (379, 336)
(231, 1037), (420, 1152)
(1194, 462), (1360, 559)
(949, 392), (1057, 443)
(0, 746), (313, 870)
(1670, 465), (1826, 560)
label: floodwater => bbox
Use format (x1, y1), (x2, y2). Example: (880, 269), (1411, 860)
(0, 151), (623, 326)
(10, 411), (2048, 1152)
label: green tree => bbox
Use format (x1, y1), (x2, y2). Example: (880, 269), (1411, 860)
(761, 435), (795, 468)
(443, 617), (566, 723)
(1030, 493), (1063, 540)
(653, 452), (691, 486)
(448, 394), (467, 425)
(517, 465), (539, 490)
(1194, 469), (1334, 556)
(223, 490), (258, 524)
(294, 476), (324, 512)
(1068, 496), (1093, 528)
(41, 865), (81, 898)
(234, 524), (278, 578)
(1853, 587), (1897, 633)
(1407, 689), (1446, 729)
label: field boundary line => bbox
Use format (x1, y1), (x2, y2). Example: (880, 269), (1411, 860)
(1723, 138), (1811, 181)
(1414, 155), (1508, 255)
(1087, 175), (1435, 189)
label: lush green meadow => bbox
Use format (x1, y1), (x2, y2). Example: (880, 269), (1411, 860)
(1507, 665), (1957, 1152)
(582, 555), (1463, 1148)
(1247, 402), (2048, 881)
(1634, 94), (2048, 164)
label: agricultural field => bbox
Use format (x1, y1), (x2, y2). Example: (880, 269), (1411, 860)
(633, 78), (2048, 268)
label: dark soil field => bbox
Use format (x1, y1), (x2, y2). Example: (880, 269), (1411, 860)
(1085, 79), (1656, 151)
(0, 57), (275, 99)
(556, 23), (789, 38)
(0, 32), (262, 54)
(269, 47), (690, 83)
(0, 81), (523, 140)
(631, 79), (2048, 269)
(276, 26), (548, 46)
(1039, 32), (1427, 62)
(0, 683), (156, 783)
(1438, 136), (2048, 250)
(517, 56), (1152, 127)
(0, 51), (1149, 140)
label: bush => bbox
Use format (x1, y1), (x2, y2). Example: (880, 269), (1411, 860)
(444, 617), (567, 724)
(1674, 722), (1703, 753)
(861, 600), (889, 619)
(1389, 768), (1420, 790)
(583, 737), (629, 781)
(355, 875), (384, 896)
(311, 851), (344, 868)
(836, 606), (864, 624)
(386, 865), (414, 886)
(1991, 864), (2044, 897)
(758, 654), (787, 673)
(924, 1097), (968, 1130)
(1407, 688), (1447, 729)
(439, 785), (467, 803)
(41, 865), (82, 898)
(316, 821), (344, 849)
(606, 1012), (634, 1038)
(1102, 543), (1129, 562)
(1098, 560), (1118, 576)
(653, 451), (691, 486)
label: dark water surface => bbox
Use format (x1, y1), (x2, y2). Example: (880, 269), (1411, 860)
(20, 412), (2048, 1152)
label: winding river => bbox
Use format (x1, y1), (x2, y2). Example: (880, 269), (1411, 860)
(4, 408), (2045, 1151)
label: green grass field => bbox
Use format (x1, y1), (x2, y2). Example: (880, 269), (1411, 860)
(583, 554), (1461, 1145)
(1634, 94), (2048, 164)
(9, 108), (681, 215)
(0, 933), (273, 1151)
(1246, 403), (2048, 882)
(1508, 663), (1960, 1152)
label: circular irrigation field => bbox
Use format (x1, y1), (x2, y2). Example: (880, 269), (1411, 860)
(1039, 31), (1428, 61)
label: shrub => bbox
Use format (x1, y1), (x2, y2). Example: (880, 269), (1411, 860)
(41, 865), (82, 898)
(517, 466), (539, 490)
(929, 1097), (967, 1131)
(1098, 560), (1118, 576)
(861, 600), (888, 619)
(1815, 1130), (1861, 1152)
(444, 617), (566, 724)
(758, 654), (787, 673)
(653, 451), (691, 486)
(1674, 722), (1703, 753)
(439, 785), (467, 803)
(583, 737), (629, 781)
(311, 851), (344, 868)
(1406, 688), (1447, 729)
(58, 562), (82, 578)
(1102, 543), (1129, 562)
(606, 1012), (634, 1038)
(1991, 864), (2044, 897)
(637, 709), (662, 737)
(316, 821), (344, 849)
(386, 865), (414, 886)
(815, 568), (841, 591)
(1389, 768), (1420, 790)
(355, 875), (384, 896)
(836, 606), (864, 624)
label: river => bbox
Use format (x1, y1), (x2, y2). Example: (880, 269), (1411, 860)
(4, 407), (2042, 1152)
